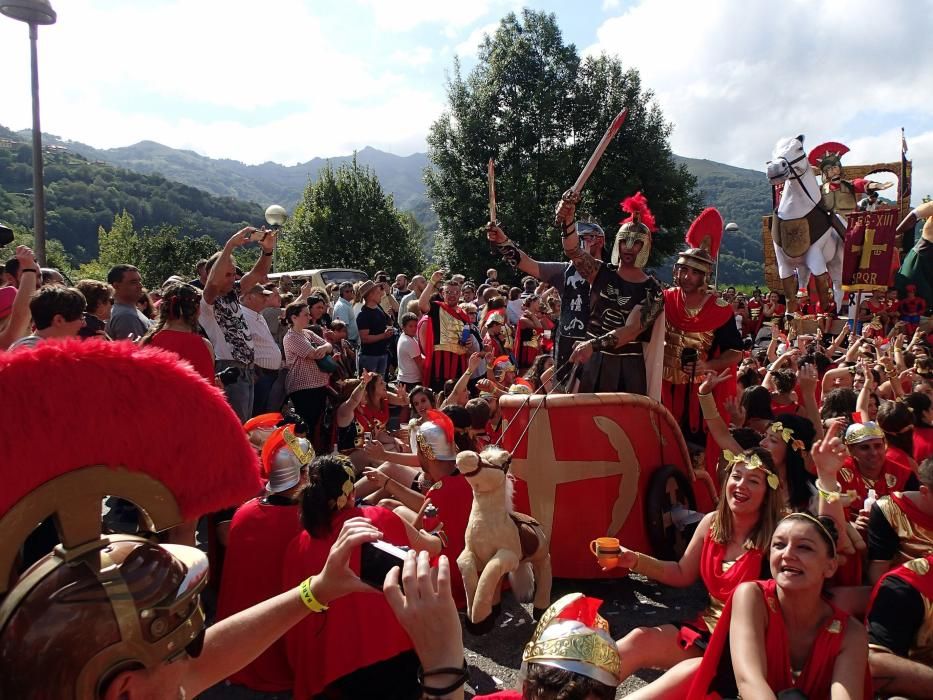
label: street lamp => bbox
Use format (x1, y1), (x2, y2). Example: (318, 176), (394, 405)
(264, 204), (287, 271)
(719, 222), (739, 289)
(1, 0), (56, 266)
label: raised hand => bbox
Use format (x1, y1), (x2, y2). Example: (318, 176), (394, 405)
(486, 222), (507, 245)
(810, 418), (847, 483)
(553, 189), (579, 229)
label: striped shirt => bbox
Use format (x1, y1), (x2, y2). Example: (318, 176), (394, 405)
(241, 305), (282, 370)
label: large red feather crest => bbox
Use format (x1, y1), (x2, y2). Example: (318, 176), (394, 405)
(685, 207), (723, 260)
(619, 191), (657, 232)
(424, 409), (455, 447)
(807, 141), (850, 168)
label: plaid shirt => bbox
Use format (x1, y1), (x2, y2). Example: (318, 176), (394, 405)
(284, 328), (330, 393)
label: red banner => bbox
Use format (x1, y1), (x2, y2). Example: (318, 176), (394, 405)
(842, 208), (898, 291)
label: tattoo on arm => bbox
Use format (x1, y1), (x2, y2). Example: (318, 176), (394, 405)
(568, 251), (599, 279)
(640, 282), (665, 331)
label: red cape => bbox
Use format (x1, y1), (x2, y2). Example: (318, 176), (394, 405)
(216, 498), (303, 691)
(282, 506), (413, 698)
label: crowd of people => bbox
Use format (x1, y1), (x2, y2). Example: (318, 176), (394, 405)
(2, 186), (933, 700)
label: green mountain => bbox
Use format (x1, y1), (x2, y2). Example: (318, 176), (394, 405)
(1, 126), (771, 282)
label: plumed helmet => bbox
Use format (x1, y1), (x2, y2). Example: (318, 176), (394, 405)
(410, 410), (457, 461)
(261, 425), (314, 493)
(676, 208), (723, 277)
(612, 192), (657, 268)
(0, 340), (260, 698)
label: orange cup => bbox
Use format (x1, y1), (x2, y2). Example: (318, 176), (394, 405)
(590, 537), (622, 569)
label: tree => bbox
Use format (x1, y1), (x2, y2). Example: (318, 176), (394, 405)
(425, 9), (700, 281)
(278, 156), (426, 275)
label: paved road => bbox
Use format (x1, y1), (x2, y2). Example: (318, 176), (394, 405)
(201, 573), (708, 699)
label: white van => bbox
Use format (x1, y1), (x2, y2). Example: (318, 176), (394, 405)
(267, 268), (369, 290)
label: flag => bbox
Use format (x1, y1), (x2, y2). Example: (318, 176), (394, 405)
(900, 128), (911, 201)
(842, 209), (898, 291)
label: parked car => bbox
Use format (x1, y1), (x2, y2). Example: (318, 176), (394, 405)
(267, 268), (368, 291)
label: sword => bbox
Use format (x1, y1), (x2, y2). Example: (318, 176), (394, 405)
(571, 107), (628, 195)
(488, 158), (497, 223)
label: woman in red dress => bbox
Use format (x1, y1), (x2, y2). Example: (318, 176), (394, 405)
(281, 454), (441, 700)
(141, 282), (215, 383)
(687, 513), (870, 700)
(516, 295), (543, 370)
(608, 447), (783, 687)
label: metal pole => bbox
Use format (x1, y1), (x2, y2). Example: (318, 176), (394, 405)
(29, 22), (47, 266)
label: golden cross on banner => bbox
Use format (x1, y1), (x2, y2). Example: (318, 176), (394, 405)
(851, 227), (888, 270)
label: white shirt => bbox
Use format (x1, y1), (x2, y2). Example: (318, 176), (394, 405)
(242, 305), (283, 370)
(396, 333), (422, 384)
(199, 295), (254, 364)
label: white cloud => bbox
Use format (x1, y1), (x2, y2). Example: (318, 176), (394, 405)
(356, 0), (496, 33)
(390, 46), (434, 68)
(0, 0), (442, 162)
(601, 0), (621, 10)
(455, 22), (500, 59)
(586, 0), (933, 202)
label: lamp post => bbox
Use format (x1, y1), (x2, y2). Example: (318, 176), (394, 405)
(264, 204), (287, 271)
(1, 0), (56, 267)
(720, 221), (739, 289)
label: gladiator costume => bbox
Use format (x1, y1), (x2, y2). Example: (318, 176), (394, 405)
(869, 491), (933, 569)
(898, 285), (926, 335)
(577, 193), (664, 396)
(662, 208), (742, 446)
(746, 295), (763, 338)
(688, 578), (872, 700)
(810, 141), (888, 219)
(0, 339), (261, 698)
(217, 425), (312, 692)
(490, 223), (604, 366)
(839, 422), (918, 521)
(867, 555), (933, 667)
(418, 298), (471, 392)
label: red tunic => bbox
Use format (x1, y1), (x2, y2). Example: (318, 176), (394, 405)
(355, 398), (390, 435)
(215, 498), (303, 692)
(282, 506), (413, 699)
(688, 579), (870, 700)
(886, 445), (916, 474)
(839, 457), (915, 520)
(418, 300), (471, 391)
(678, 531), (764, 647)
(421, 472), (474, 609)
(770, 397), (800, 417)
(868, 553), (933, 615)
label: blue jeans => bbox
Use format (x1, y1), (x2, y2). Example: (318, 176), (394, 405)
(357, 353), (388, 378)
(253, 367), (286, 415)
(217, 360), (255, 423)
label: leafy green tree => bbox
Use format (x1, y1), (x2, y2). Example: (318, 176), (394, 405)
(97, 210), (139, 271)
(425, 9), (699, 281)
(278, 156), (426, 275)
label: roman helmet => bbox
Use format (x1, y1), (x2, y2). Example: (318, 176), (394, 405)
(611, 192), (657, 268)
(0, 339), (260, 698)
(808, 141), (850, 182)
(675, 207), (724, 284)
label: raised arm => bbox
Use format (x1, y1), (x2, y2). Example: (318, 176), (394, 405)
(204, 229), (250, 305)
(0, 246), (38, 350)
(419, 269), (444, 314)
(440, 353), (482, 409)
(698, 371), (744, 456)
(486, 222), (544, 279)
(554, 190), (600, 284)
(239, 230), (276, 294)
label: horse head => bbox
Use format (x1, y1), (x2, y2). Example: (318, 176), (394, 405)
(457, 446), (513, 498)
(766, 134), (809, 185)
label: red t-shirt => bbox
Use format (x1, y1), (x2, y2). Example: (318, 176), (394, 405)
(282, 506), (413, 699)
(148, 329), (215, 382)
(915, 425), (933, 464)
(216, 498), (303, 691)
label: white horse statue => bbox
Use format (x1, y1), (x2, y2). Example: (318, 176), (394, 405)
(766, 135), (846, 312)
(456, 446), (552, 629)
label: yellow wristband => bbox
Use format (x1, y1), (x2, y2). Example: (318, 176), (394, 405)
(298, 576), (328, 613)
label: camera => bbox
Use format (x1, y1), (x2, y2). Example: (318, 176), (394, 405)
(217, 366), (241, 386)
(0, 224), (13, 247)
(680, 347), (698, 369)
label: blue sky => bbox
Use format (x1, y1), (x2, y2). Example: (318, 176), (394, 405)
(1, 0), (931, 199)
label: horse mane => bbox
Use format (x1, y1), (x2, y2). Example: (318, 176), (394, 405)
(480, 445), (514, 513)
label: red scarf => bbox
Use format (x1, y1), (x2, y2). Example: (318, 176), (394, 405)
(688, 579), (871, 699)
(699, 530), (764, 605)
(663, 288), (735, 333)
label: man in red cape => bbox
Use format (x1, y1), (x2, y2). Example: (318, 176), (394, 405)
(661, 208), (742, 468)
(418, 269), (472, 392)
(866, 554), (933, 697)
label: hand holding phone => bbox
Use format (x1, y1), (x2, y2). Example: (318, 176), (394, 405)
(360, 540), (409, 590)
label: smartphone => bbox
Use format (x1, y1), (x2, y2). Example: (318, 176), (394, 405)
(245, 228), (267, 242)
(0, 224), (13, 247)
(360, 540), (408, 590)
(363, 431), (373, 443)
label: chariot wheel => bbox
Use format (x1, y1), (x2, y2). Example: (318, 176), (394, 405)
(644, 465), (697, 561)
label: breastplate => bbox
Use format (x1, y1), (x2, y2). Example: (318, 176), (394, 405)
(878, 497), (933, 564)
(822, 183), (858, 215)
(663, 320), (714, 384)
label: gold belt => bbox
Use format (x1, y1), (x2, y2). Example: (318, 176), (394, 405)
(434, 343), (467, 355)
